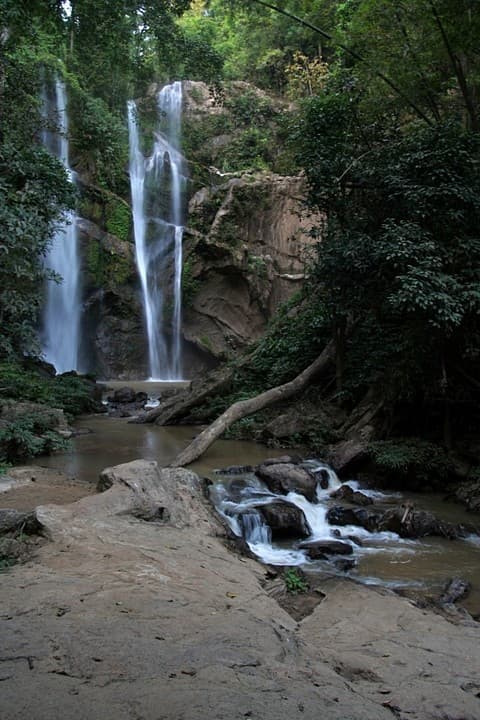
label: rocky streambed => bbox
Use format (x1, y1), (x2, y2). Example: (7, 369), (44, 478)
(210, 456), (480, 613)
(1, 458), (480, 720)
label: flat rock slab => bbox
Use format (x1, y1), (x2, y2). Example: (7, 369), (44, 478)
(0, 460), (479, 720)
(0, 466), (95, 512)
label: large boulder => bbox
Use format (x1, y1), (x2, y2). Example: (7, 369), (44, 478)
(255, 463), (318, 502)
(256, 501), (311, 539)
(331, 484), (373, 506)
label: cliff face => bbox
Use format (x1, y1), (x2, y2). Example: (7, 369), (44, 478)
(75, 81), (321, 378)
(182, 172), (319, 359)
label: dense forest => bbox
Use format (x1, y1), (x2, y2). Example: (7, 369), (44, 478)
(1, 0), (479, 487)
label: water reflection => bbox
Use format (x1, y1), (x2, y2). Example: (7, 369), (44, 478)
(36, 414), (480, 616)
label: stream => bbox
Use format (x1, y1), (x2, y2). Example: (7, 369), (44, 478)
(34, 411), (480, 616)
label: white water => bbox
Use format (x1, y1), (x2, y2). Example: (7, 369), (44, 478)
(41, 78), (82, 373)
(128, 82), (186, 380)
(211, 462), (415, 568)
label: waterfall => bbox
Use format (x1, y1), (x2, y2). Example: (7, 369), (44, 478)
(210, 462), (411, 568)
(128, 82), (186, 381)
(41, 78), (82, 373)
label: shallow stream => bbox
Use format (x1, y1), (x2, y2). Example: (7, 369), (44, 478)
(36, 413), (480, 616)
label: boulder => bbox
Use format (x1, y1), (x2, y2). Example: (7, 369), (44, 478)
(299, 539), (354, 559)
(314, 468), (331, 490)
(327, 439), (369, 473)
(255, 463), (318, 502)
(105, 387), (151, 418)
(327, 505), (377, 532)
(326, 503), (477, 540)
(256, 501), (311, 539)
(331, 484), (373, 506)
(108, 386), (137, 404)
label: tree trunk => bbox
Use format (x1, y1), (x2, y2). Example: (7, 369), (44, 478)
(170, 340), (335, 467)
(132, 365), (235, 425)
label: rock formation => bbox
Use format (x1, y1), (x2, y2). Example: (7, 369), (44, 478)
(1, 459), (480, 720)
(73, 81), (320, 378)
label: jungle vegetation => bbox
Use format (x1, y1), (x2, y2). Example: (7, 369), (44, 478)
(1, 0), (479, 471)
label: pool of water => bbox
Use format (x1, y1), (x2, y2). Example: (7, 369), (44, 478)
(35, 414), (480, 616)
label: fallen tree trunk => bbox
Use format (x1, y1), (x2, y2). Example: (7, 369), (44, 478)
(170, 340), (335, 467)
(132, 365), (235, 425)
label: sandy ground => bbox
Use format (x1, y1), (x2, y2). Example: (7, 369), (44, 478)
(1, 460), (480, 720)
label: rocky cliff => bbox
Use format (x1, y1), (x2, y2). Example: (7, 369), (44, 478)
(75, 81), (321, 378)
(182, 171), (319, 359)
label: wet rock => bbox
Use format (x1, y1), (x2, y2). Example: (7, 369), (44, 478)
(326, 506), (363, 528)
(313, 468), (331, 490)
(108, 387), (136, 404)
(299, 539), (354, 559)
(260, 456), (303, 467)
(256, 501), (310, 539)
(331, 484), (373, 506)
(439, 577), (471, 605)
(214, 465), (254, 475)
(105, 387), (151, 418)
(255, 463), (318, 502)
(333, 558), (356, 572)
(326, 503), (474, 540)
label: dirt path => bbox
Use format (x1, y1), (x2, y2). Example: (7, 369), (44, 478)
(1, 460), (479, 720)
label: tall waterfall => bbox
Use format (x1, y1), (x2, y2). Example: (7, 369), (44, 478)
(127, 82), (185, 381)
(41, 78), (82, 373)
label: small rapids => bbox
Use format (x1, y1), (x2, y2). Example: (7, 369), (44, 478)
(210, 461), (417, 573)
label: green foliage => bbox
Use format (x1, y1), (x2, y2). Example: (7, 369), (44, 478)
(284, 567), (309, 594)
(220, 127), (272, 172)
(0, 413), (69, 463)
(0, 142), (73, 359)
(293, 84), (480, 423)
(0, 363), (99, 417)
(181, 258), (200, 306)
(368, 439), (452, 485)
(179, 0), (336, 89)
(86, 240), (132, 290)
(69, 84), (129, 195)
(105, 200), (131, 243)
(247, 294), (329, 388)
(223, 415), (259, 439)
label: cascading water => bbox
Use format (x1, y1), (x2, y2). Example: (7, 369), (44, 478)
(41, 78), (82, 373)
(211, 461), (415, 569)
(128, 82), (186, 381)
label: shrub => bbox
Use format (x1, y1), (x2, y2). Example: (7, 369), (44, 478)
(368, 438), (452, 487)
(0, 413), (69, 463)
(284, 568), (309, 594)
